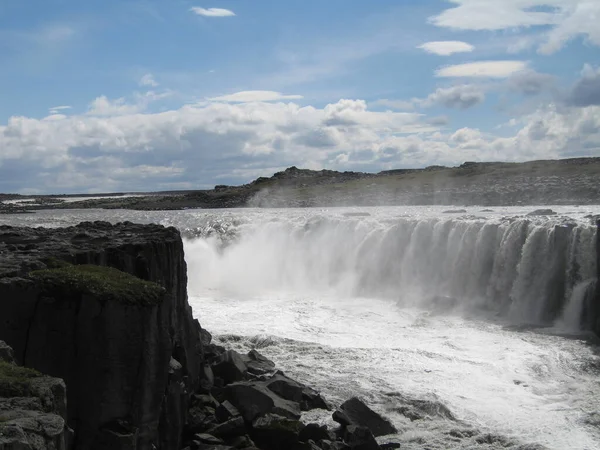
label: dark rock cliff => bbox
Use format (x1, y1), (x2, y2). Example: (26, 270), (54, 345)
(0, 221), (204, 450)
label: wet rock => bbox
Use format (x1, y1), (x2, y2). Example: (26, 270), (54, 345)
(320, 440), (351, 450)
(299, 423), (332, 443)
(266, 373), (330, 411)
(223, 382), (301, 422)
(395, 398), (455, 421)
(216, 400), (240, 423)
(212, 350), (248, 385)
(443, 209), (467, 214)
(194, 433), (225, 445)
(526, 209), (556, 216)
(333, 398), (397, 437)
(244, 349), (276, 375)
(225, 435), (256, 449)
(342, 425), (380, 450)
(250, 413), (304, 450)
(207, 417), (246, 438)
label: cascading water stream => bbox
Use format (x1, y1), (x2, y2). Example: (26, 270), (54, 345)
(186, 214), (598, 330)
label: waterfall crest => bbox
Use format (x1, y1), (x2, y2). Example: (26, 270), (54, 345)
(185, 214), (598, 331)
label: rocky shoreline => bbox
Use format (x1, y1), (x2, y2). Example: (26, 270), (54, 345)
(0, 221), (402, 450)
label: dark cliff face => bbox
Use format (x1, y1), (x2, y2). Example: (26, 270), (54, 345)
(0, 221), (203, 450)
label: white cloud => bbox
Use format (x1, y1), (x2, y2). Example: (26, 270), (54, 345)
(436, 61), (528, 78)
(370, 99), (416, 110)
(1, 94), (598, 193)
(209, 91), (303, 103)
(429, 0), (600, 54)
(418, 41), (474, 56)
(190, 7), (235, 17)
(87, 96), (142, 116)
(139, 73), (159, 87)
(48, 105), (72, 115)
(424, 85), (486, 109)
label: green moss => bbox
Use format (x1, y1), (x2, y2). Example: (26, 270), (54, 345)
(0, 360), (42, 398)
(29, 265), (165, 306)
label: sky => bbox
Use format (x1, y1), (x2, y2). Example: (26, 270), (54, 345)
(1, 0), (599, 194)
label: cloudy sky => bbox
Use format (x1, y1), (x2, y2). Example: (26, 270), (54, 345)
(1, 0), (599, 194)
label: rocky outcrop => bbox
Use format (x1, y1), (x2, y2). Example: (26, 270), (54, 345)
(0, 341), (69, 450)
(0, 222), (203, 450)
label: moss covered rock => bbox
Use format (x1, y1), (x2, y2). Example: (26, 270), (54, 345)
(0, 360), (42, 398)
(29, 264), (165, 306)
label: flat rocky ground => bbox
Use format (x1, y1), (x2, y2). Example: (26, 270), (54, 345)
(2, 157), (600, 213)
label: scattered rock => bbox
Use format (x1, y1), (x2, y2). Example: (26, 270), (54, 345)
(207, 417), (246, 438)
(212, 350), (248, 385)
(244, 349), (276, 375)
(443, 209), (467, 214)
(342, 425), (380, 450)
(299, 423), (333, 443)
(215, 401), (240, 423)
(251, 413), (304, 450)
(333, 398), (397, 437)
(194, 433), (225, 445)
(223, 382), (301, 422)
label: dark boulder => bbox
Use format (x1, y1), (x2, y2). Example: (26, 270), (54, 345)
(342, 426), (380, 450)
(207, 417), (246, 438)
(223, 382), (301, 422)
(244, 349), (276, 375)
(250, 413), (304, 450)
(265, 373), (330, 411)
(216, 400), (241, 423)
(333, 398), (397, 437)
(194, 433), (225, 445)
(212, 350), (248, 385)
(299, 423), (333, 443)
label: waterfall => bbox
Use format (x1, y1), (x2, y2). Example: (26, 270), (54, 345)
(185, 214), (598, 331)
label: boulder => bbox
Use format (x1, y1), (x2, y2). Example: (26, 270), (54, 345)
(207, 417), (246, 438)
(212, 350), (248, 385)
(299, 423), (332, 443)
(342, 426), (380, 450)
(265, 373), (330, 411)
(250, 414), (304, 450)
(215, 401), (240, 423)
(244, 350), (276, 375)
(194, 433), (225, 445)
(332, 398), (397, 437)
(223, 382), (301, 422)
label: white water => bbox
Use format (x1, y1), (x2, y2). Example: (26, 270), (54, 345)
(2, 206), (600, 449)
(182, 207), (600, 450)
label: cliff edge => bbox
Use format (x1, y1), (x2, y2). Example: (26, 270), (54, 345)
(0, 222), (204, 450)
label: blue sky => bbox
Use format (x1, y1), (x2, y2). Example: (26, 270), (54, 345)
(1, 0), (599, 193)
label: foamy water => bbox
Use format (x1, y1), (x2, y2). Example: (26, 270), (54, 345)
(2, 206), (600, 449)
